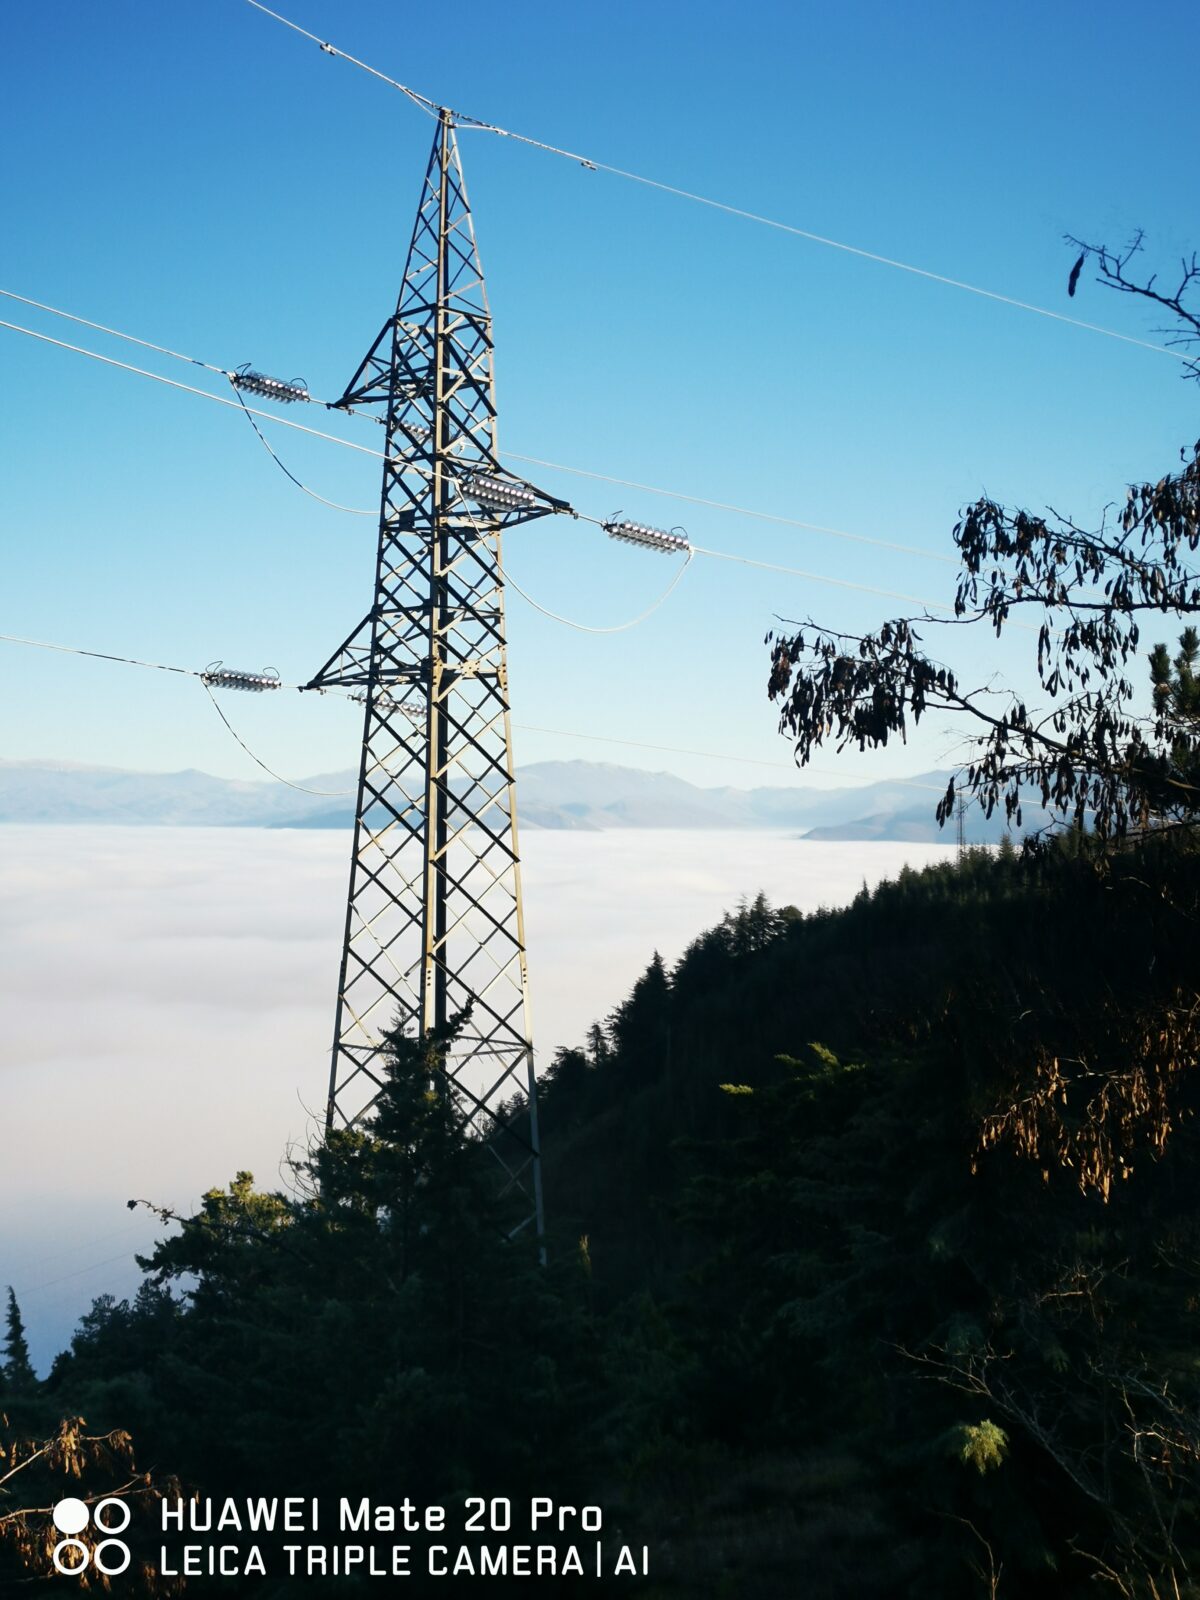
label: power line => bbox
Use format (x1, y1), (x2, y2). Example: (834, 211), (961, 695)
(0, 630), (208, 679)
(2, 303), (1053, 626)
(0, 317), (969, 613)
(501, 551), (693, 633)
(227, 380), (376, 514)
(682, 541), (1047, 632)
(0, 626), (947, 794)
(0, 286), (387, 425)
(0, 315), (982, 627)
(0, 287), (383, 514)
(22, 1219), (147, 1274)
(511, 721), (947, 793)
(562, 175), (1186, 364)
(0, 633), (353, 790)
(504, 452), (955, 565)
(0, 632), (322, 702)
(243, 0), (441, 119)
(687, 541), (955, 613)
(526, 499), (960, 617)
(0, 317), (387, 461)
(0, 630), (350, 792)
(1, 622), (1061, 813)
(0, 287), (228, 374)
(452, 483), (696, 633)
(5, 312), (986, 628)
(0, 287), (954, 567)
(242, 0), (1190, 368)
(21, 1246), (147, 1299)
(201, 680), (352, 796)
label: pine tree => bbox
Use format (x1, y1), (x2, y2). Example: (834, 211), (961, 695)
(728, 892), (784, 954)
(1150, 628), (1200, 798)
(1150, 626), (1200, 719)
(585, 1021), (610, 1068)
(608, 951), (671, 1079)
(3, 1288), (36, 1391)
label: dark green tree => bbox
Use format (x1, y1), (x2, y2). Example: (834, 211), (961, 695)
(36, 841), (1200, 1598)
(63, 1014), (601, 1520)
(608, 951), (671, 1080)
(2, 1288), (36, 1392)
(727, 892), (785, 955)
(538, 1045), (594, 1137)
(585, 1021), (611, 1068)
(1150, 626), (1200, 793)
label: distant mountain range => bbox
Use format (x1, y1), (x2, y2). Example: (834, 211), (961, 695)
(0, 758), (1013, 843)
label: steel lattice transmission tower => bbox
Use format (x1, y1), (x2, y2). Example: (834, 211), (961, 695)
(307, 108), (568, 1238)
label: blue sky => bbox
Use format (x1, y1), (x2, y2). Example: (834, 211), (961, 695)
(2, 0), (1197, 792)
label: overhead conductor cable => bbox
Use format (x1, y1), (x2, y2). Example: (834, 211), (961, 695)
(242, 0), (1190, 366)
(0, 290), (960, 566)
(200, 679), (352, 795)
(0, 628), (1040, 801)
(0, 315), (1038, 618)
(453, 476), (694, 634)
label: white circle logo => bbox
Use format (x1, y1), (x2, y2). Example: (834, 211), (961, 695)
(51, 1498), (132, 1578)
(94, 1539), (132, 1576)
(52, 1498), (90, 1536)
(51, 1538), (89, 1576)
(95, 1498), (132, 1534)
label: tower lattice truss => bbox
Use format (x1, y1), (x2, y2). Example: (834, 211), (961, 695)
(308, 110), (567, 1235)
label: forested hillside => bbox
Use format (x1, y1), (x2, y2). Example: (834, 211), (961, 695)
(3, 836), (1199, 1596)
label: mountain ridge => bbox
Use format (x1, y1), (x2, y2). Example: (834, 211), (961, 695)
(0, 756), (1002, 842)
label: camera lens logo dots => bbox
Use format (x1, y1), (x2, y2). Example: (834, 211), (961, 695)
(52, 1497), (132, 1577)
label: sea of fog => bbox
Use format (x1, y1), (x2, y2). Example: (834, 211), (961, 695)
(0, 825), (955, 1368)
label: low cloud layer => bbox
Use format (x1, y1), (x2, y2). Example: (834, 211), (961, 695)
(1, 825), (953, 1366)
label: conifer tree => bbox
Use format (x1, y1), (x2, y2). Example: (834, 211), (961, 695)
(3, 1287), (36, 1391)
(609, 951), (671, 1078)
(1150, 626), (1200, 792)
(585, 1021), (610, 1068)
